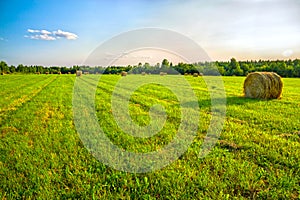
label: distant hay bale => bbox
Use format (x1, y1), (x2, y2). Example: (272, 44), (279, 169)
(84, 72), (89, 75)
(121, 71), (127, 76)
(199, 73), (203, 76)
(58, 72), (61, 75)
(68, 72), (71, 74)
(243, 72), (283, 99)
(184, 73), (188, 76)
(76, 70), (82, 76)
(141, 72), (146, 76)
(36, 72), (40, 75)
(193, 73), (198, 77)
(45, 72), (49, 75)
(160, 72), (167, 76)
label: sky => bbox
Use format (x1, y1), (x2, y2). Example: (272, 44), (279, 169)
(0, 0), (300, 67)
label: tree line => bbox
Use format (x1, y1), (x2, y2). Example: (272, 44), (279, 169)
(1, 58), (300, 77)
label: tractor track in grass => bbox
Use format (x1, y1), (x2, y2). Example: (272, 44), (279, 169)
(79, 76), (211, 134)
(81, 76), (200, 108)
(94, 82), (181, 112)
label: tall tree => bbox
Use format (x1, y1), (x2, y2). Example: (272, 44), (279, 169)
(161, 59), (170, 67)
(0, 61), (9, 73)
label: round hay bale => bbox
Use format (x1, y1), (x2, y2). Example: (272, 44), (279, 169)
(193, 73), (198, 77)
(141, 72), (146, 76)
(199, 73), (203, 76)
(243, 72), (283, 99)
(160, 72), (167, 76)
(76, 70), (82, 76)
(121, 71), (127, 76)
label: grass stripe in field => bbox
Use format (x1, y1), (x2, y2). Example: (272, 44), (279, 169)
(0, 76), (56, 112)
(0, 75), (56, 109)
(0, 75), (50, 94)
(0, 74), (31, 86)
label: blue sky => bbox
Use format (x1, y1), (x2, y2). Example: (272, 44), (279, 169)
(0, 0), (300, 66)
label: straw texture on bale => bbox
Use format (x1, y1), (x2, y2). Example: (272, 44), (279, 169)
(243, 72), (283, 99)
(121, 71), (127, 76)
(76, 71), (82, 76)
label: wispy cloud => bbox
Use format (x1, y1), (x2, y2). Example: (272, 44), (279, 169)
(0, 37), (8, 42)
(27, 29), (40, 33)
(25, 29), (78, 41)
(282, 49), (294, 57)
(53, 29), (78, 40)
(24, 34), (56, 41)
(40, 30), (52, 35)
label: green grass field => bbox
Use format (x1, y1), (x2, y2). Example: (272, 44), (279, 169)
(1, 74), (299, 199)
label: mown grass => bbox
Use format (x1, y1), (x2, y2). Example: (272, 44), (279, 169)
(0, 74), (299, 199)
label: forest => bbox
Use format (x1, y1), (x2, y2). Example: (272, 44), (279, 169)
(1, 58), (300, 77)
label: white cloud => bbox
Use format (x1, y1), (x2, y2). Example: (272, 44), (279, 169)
(53, 29), (78, 40)
(34, 34), (56, 41)
(24, 34), (56, 40)
(25, 29), (78, 41)
(282, 49), (294, 57)
(40, 30), (51, 35)
(27, 29), (40, 33)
